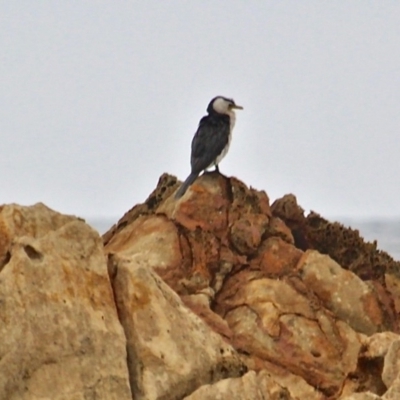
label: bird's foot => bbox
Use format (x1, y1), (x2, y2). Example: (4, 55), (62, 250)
(215, 165), (220, 173)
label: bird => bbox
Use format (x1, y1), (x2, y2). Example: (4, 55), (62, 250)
(175, 96), (243, 199)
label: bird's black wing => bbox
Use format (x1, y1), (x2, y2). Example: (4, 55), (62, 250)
(190, 114), (230, 173)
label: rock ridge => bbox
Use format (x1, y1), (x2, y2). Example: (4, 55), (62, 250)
(1, 173), (400, 399)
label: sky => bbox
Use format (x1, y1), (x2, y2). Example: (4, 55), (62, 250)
(1, 1), (400, 220)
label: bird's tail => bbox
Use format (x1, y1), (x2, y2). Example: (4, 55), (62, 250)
(175, 172), (199, 199)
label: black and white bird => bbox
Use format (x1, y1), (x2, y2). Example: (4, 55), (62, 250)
(175, 96), (243, 199)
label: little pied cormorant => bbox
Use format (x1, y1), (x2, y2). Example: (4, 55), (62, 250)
(175, 96), (243, 199)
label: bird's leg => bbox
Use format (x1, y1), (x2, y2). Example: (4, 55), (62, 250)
(215, 165), (220, 173)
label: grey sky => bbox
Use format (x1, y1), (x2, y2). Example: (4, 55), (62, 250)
(1, 2), (400, 219)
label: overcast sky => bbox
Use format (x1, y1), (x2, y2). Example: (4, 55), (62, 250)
(1, 1), (400, 220)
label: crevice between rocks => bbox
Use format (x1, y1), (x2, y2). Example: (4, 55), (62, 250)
(106, 254), (136, 400)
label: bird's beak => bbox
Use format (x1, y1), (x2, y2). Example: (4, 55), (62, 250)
(231, 104), (243, 110)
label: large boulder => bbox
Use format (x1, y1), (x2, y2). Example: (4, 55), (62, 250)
(0, 204), (131, 399)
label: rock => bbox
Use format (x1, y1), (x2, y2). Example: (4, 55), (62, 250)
(298, 250), (383, 335)
(161, 172), (231, 236)
(5, 173), (400, 400)
(105, 214), (186, 293)
(229, 213), (269, 255)
(272, 196), (400, 333)
(352, 332), (400, 397)
(109, 254), (246, 400)
(263, 216), (295, 244)
(382, 339), (400, 388)
(214, 269), (361, 396)
(304, 212), (397, 282)
(250, 236), (303, 277)
(340, 393), (382, 400)
(385, 273), (400, 315)
(102, 173), (400, 399)
(103, 173), (180, 245)
(183, 370), (292, 400)
(270, 194), (308, 249)
(227, 178), (271, 255)
(0, 216), (131, 399)
(239, 357), (325, 400)
(0, 202), (76, 269)
(361, 332), (400, 359)
(383, 374), (400, 399)
(181, 293), (234, 340)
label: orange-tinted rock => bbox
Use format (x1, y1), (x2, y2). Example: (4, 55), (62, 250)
(385, 273), (400, 315)
(181, 294), (233, 341)
(229, 213), (269, 256)
(271, 194), (308, 250)
(264, 216), (294, 244)
(214, 270), (361, 396)
(251, 237), (303, 277)
(271, 194), (305, 225)
(101, 173), (400, 399)
(229, 178), (271, 219)
(164, 173), (230, 236)
(228, 178), (271, 255)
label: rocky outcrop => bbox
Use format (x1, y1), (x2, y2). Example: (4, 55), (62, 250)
(2, 173), (400, 399)
(104, 172), (400, 399)
(0, 203), (131, 399)
(108, 254), (245, 399)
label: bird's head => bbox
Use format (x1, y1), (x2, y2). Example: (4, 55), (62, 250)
(207, 96), (243, 115)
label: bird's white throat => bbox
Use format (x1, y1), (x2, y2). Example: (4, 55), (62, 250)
(228, 110), (236, 132)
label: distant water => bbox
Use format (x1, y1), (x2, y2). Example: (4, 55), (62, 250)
(86, 217), (400, 262)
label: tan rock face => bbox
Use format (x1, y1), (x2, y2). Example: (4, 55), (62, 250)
(298, 250), (383, 335)
(251, 236), (302, 277)
(0, 209), (131, 399)
(105, 214), (186, 293)
(103, 173), (400, 399)
(382, 339), (400, 389)
(0, 202), (76, 269)
(183, 370), (292, 400)
(214, 270), (361, 395)
(4, 172), (400, 400)
(341, 393), (382, 400)
(109, 254), (246, 400)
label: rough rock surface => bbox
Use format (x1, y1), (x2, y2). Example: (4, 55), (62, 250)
(3, 172), (400, 400)
(0, 205), (131, 399)
(109, 253), (245, 399)
(183, 370), (292, 400)
(103, 173), (400, 399)
(0, 202), (77, 270)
